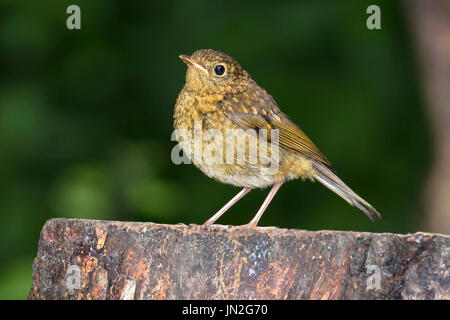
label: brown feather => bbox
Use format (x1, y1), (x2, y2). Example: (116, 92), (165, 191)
(219, 86), (333, 171)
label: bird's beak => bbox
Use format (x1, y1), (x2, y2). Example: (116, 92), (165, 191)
(179, 54), (208, 75)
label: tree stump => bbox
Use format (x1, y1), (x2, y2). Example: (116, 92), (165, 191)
(28, 218), (449, 300)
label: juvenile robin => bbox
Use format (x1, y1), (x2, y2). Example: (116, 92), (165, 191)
(174, 49), (380, 227)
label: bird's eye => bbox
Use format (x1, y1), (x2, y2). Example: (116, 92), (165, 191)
(213, 64), (226, 76)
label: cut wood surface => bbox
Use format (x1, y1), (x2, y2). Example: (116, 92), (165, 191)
(28, 218), (449, 300)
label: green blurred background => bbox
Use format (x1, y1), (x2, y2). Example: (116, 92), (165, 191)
(0, 0), (430, 299)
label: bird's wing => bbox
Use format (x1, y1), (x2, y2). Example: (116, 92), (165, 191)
(220, 90), (333, 170)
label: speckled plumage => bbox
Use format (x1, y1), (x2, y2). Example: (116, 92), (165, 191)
(173, 49), (380, 226)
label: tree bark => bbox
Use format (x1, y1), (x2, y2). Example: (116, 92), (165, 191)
(28, 218), (449, 300)
(406, 0), (450, 234)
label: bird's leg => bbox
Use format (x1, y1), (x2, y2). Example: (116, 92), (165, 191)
(241, 179), (284, 228)
(203, 187), (252, 226)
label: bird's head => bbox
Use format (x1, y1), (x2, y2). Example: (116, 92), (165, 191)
(179, 49), (249, 94)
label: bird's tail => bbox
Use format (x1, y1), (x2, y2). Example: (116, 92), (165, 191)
(312, 162), (381, 221)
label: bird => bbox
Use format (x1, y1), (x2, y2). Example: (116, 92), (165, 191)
(173, 49), (380, 227)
